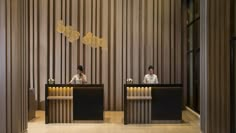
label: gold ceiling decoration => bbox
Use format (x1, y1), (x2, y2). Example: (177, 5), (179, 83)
(56, 20), (106, 48)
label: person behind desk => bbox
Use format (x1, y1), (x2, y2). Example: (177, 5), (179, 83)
(69, 65), (87, 84)
(143, 65), (159, 84)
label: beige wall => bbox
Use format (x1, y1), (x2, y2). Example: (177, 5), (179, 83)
(28, 0), (183, 111)
(0, 0), (29, 132)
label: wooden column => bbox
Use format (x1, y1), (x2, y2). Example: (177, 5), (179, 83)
(200, 0), (231, 132)
(0, 0), (29, 132)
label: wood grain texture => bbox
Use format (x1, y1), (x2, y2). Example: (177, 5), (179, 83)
(0, 0), (28, 132)
(0, 0), (7, 132)
(199, 0), (231, 132)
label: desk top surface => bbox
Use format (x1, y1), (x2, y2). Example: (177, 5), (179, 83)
(46, 84), (104, 87)
(124, 84), (182, 87)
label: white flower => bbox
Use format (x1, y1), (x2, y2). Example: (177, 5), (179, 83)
(127, 78), (133, 83)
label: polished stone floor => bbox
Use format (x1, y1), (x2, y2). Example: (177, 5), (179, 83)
(27, 110), (200, 133)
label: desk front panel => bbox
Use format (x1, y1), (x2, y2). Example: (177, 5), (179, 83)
(45, 84), (104, 124)
(124, 84), (183, 124)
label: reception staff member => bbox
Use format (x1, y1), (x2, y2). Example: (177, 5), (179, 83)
(143, 65), (159, 84)
(69, 65), (87, 84)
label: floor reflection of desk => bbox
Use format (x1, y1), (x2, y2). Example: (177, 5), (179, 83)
(45, 84), (104, 124)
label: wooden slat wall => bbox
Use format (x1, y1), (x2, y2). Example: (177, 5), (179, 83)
(0, 0), (29, 132)
(28, 0), (182, 111)
(200, 0), (231, 132)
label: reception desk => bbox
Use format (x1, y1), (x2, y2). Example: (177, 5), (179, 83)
(124, 84), (183, 124)
(45, 84), (104, 124)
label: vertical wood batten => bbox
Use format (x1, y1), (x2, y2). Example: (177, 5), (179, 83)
(36, 0), (40, 104)
(26, 0), (29, 128)
(153, 0), (158, 79)
(209, 0), (215, 131)
(122, 0), (127, 110)
(225, 0), (231, 131)
(66, 0), (70, 83)
(12, 0), (28, 131)
(27, 0), (183, 111)
(29, 0), (34, 89)
(163, 0), (170, 83)
(61, 0), (66, 84)
(146, 0), (154, 71)
(170, 0), (175, 83)
(39, 0), (48, 106)
(55, 0), (62, 84)
(71, 0), (78, 78)
(85, 0), (92, 83)
(6, 0), (12, 131)
(79, 0), (84, 67)
(101, 0), (109, 110)
(140, 0), (145, 82)
(68, 0), (72, 81)
(96, 0), (101, 84)
(115, 0), (123, 110)
(175, 0), (182, 83)
(215, 0), (220, 131)
(219, 1), (225, 132)
(77, 0), (80, 67)
(132, 0), (139, 84)
(126, 0), (131, 80)
(92, 0), (96, 84)
(200, 0), (208, 131)
(49, 0), (54, 79)
(158, 0), (163, 83)
(0, 0), (7, 132)
(109, 0), (115, 110)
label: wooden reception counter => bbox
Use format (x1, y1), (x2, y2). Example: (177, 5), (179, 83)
(124, 84), (183, 124)
(45, 84), (104, 124)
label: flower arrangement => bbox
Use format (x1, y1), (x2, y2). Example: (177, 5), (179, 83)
(48, 78), (55, 84)
(126, 78), (133, 84)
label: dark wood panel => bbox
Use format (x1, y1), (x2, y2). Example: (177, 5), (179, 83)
(175, 0), (182, 84)
(163, 0), (170, 83)
(73, 86), (103, 120)
(152, 87), (182, 120)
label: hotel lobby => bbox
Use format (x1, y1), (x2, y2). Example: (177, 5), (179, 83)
(0, 0), (236, 133)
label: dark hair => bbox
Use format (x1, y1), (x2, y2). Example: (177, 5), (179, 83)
(77, 65), (84, 72)
(148, 65), (154, 70)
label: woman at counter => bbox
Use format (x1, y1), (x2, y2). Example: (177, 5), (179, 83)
(143, 65), (159, 84)
(69, 65), (87, 84)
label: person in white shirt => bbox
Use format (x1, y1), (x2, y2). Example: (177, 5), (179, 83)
(69, 65), (87, 84)
(143, 65), (159, 84)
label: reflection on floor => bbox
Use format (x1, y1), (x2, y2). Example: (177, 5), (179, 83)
(27, 110), (200, 133)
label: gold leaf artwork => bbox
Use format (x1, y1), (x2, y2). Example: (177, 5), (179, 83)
(56, 20), (106, 48)
(82, 32), (107, 48)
